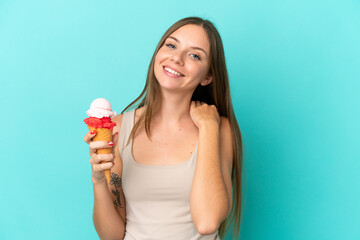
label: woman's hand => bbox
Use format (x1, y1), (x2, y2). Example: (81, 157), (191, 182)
(190, 101), (220, 129)
(83, 131), (119, 184)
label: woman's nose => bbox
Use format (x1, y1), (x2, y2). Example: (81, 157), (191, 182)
(170, 52), (184, 65)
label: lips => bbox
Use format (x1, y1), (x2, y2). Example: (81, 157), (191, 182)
(163, 65), (185, 76)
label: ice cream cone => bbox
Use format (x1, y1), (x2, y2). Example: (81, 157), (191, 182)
(84, 98), (117, 184)
(88, 126), (113, 183)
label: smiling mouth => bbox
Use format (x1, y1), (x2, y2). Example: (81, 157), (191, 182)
(163, 66), (185, 77)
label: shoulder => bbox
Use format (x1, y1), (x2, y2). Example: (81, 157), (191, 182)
(111, 107), (145, 133)
(112, 113), (124, 123)
(112, 113), (124, 134)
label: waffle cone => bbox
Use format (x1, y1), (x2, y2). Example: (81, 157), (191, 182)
(88, 126), (113, 183)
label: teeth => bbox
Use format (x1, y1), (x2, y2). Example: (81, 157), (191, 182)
(164, 67), (183, 76)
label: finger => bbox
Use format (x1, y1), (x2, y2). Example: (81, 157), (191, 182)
(89, 140), (113, 150)
(89, 153), (98, 165)
(89, 148), (96, 157)
(92, 162), (114, 172)
(97, 153), (114, 164)
(90, 153), (114, 165)
(83, 130), (97, 144)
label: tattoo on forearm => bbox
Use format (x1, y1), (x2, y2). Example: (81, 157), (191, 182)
(110, 172), (123, 208)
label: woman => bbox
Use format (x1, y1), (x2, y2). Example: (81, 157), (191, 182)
(83, 16), (243, 240)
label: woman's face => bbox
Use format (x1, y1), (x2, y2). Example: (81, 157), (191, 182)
(154, 24), (212, 93)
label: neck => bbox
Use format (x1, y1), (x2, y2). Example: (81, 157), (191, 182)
(154, 90), (194, 127)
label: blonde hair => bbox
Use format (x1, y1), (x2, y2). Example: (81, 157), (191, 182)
(121, 16), (243, 240)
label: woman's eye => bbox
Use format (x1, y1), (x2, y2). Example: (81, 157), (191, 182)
(166, 43), (175, 49)
(191, 54), (201, 60)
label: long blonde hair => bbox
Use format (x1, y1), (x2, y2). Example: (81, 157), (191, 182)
(121, 16), (243, 240)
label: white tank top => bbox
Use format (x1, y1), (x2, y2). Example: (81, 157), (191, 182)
(118, 109), (220, 240)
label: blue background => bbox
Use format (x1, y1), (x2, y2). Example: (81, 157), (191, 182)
(0, 0), (359, 239)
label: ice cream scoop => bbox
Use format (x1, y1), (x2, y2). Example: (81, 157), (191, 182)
(86, 98), (117, 118)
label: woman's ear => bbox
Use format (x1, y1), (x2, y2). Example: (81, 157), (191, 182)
(200, 74), (213, 86)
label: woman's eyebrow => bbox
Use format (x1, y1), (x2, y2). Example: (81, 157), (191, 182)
(168, 36), (207, 56)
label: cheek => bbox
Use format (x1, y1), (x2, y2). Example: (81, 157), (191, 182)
(154, 53), (160, 66)
(154, 53), (164, 79)
(154, 54), (161, 73)
(155, 48), (168, 62)
(188, 64), (208, 79)
(154, 52), (167, 71)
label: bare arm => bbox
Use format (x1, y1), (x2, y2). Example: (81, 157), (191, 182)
(189, 102), (233, 235)
(93, 178), (125, 240)
(84, 114), (126, 240)
(190, 121), (229, 234)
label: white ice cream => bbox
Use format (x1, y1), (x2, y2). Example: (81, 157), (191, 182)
(86, 98), (117, 118)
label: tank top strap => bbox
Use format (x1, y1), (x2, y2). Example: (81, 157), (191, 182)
(118, 109), (135, 159)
